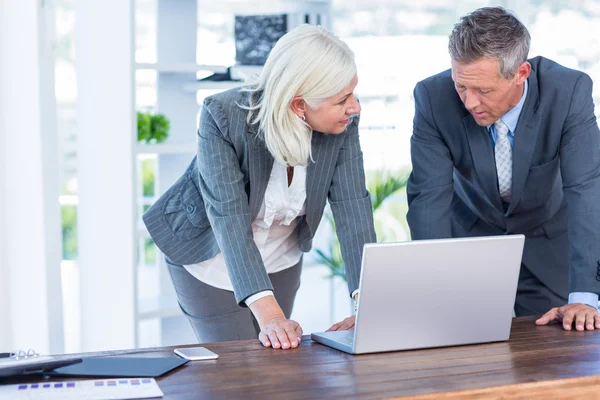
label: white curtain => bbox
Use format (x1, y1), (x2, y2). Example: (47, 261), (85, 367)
(0, 0), (64, 354)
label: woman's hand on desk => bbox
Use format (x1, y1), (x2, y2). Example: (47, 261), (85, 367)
(258, 318), (303, 350)
(249, 296), (303, 349)
(326, 316), (355, 331)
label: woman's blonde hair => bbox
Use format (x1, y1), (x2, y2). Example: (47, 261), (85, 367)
(240, 24), (357, 166)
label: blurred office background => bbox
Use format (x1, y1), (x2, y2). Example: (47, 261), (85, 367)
(1, 0), (599, 354)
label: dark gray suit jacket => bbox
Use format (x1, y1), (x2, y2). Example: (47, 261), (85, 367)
(143, 88), (376, 305)
(407, 56), (600, 298)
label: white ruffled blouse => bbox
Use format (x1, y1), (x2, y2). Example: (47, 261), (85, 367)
(183, 160), (307, 293)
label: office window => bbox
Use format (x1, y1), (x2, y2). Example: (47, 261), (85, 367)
(515, 1), (600, 112)
(55, 0), (79, 353)
(332, 0), (600, 175)
(332, 0), (496, 171)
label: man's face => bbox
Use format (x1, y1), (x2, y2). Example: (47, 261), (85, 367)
(451, 58), (530, 126)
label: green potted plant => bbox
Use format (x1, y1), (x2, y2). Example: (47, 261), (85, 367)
(314, 169), (411, 282)
(137, 111), (171, 144)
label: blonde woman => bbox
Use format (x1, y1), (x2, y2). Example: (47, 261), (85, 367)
(143, 24), (376, 350)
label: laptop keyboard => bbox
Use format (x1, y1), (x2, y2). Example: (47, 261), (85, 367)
(336, 331), (354, 346)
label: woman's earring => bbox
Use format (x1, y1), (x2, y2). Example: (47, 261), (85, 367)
(301, 115), (306, 121)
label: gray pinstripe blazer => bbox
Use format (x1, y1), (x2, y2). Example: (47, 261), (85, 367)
(143, 88), (377, 305)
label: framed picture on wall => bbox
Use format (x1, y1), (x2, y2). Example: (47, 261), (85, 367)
(234, 14), (287, 65)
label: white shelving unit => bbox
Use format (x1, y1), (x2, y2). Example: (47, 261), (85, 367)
(182, 80), (248, 93)
(135, 62), (227, 73)
(132, 0), (332, 347)
(134, 142), (196, 155)
(132, 0), (203, 346)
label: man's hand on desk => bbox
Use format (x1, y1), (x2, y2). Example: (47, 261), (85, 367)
(535, 303), (600, 331)
(326, 316), (355, 331)
(249, 296), (302, 350)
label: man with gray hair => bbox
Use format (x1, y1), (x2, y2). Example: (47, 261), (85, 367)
(407, 6), (600, 331)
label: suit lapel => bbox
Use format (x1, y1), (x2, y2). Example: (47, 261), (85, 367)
(246, 124), (338, 233)
(464, 115), (504, 210)
(507, 74), (541, 214)
(247, 124), (274, 220)
(306, 132), (337, 236)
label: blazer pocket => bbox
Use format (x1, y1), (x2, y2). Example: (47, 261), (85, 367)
(164, 177), (209, 240)
(529, 153), (560, 177)
(521, 154), (560, 205)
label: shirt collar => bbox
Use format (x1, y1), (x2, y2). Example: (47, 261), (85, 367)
(487, 79), (528, 133)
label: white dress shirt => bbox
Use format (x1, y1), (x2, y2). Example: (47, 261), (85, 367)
(183, 161), (307, 306)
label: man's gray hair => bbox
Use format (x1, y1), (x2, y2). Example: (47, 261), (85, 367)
(448, 7), (530, 79)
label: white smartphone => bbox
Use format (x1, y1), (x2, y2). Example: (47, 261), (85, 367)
(174, 347), (219, 361)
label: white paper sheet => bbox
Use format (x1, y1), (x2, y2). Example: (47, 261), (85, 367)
(0, 377), (163, 399)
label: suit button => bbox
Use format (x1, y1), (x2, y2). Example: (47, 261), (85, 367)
(186, 204), (195, 214)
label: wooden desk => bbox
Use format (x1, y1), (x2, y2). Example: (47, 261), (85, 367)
(5, 317), (600, 399)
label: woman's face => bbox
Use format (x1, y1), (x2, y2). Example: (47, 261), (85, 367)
(304, 76), (360, 134)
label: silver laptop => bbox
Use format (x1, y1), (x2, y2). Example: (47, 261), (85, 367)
(311, 235), (525, 354)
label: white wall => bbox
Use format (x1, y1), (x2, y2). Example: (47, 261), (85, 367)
(0, 0), (63, 354)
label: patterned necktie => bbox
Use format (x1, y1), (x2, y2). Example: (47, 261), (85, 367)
(494, 119), (512, 203)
